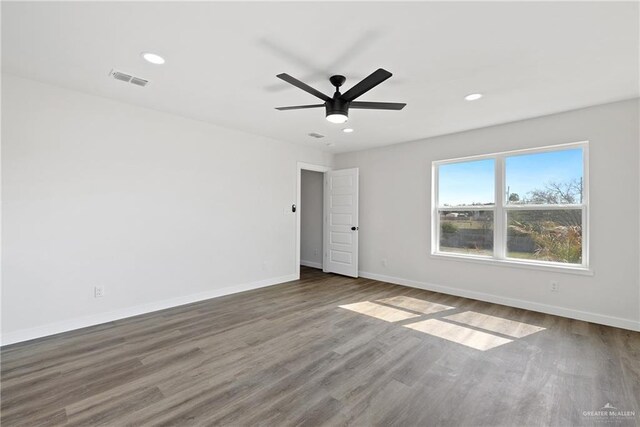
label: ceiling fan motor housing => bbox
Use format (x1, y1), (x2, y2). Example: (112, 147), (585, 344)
(326, 97), (349, 119)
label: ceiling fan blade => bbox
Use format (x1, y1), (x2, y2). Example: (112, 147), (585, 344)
(350, 101), (406, 110)
(276, 73), (331, 102)
(340, 68), (393, 102)
(275, 104), (325, 111)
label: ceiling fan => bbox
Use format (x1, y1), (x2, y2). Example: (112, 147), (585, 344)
(275, 68), (406, 124)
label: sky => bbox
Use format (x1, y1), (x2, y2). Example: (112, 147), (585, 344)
(438, 148), (583, 206)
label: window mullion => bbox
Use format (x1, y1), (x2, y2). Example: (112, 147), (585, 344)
(503, 203), (585, 210)
(432, 164), (439, 253)
(437, 206), (496, 211)
(494, 156), (505, 260)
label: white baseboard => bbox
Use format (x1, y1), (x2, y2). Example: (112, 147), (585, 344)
(300, 260), (323, 269)
(0, 273), (298, 347)
(359, 271), (640, 332)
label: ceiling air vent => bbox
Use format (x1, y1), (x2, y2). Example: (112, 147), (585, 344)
(130, 77), (149, 87)
(308, 132), (325, 139)
(112, 71), (132, 82)
(110, 69), (149, 87)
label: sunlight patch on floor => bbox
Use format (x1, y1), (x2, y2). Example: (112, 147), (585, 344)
(376, 296), (455, 315)
(403, 319), (513, 351)
(340, 295), (547, 351)
(339, 301), (420, 322)
(444, 311), (546, 338)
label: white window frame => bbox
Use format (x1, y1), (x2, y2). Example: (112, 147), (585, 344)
(432, 141), (590, 274)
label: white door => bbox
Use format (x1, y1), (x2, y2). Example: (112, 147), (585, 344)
(324, 168), (359, 277)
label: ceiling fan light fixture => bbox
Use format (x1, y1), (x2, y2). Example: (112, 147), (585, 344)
(325, 99), (349, 124)
(326, 113), (348, 124)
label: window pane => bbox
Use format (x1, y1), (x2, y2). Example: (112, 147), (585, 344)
(505, 148), (583, 205)
(439, 210), (493, 256)
(507, 209), (582, 264)
(438, 159), (495, 207)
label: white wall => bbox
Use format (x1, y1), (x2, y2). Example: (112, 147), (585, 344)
(1, 74), (333, 344)
(335, 99), (640, 331)
(300, 170), (323, 268)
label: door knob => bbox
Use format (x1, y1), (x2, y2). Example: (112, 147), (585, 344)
(351, 226), (359, 231)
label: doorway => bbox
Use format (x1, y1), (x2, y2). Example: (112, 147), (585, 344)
(300, 170), (324, 271)
(296, 163), (330, 279)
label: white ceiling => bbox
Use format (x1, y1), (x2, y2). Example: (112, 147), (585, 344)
(3, 2), (638, 153)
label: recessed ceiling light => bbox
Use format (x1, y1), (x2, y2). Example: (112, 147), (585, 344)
(342, 128), (354, 133)
(464, 93), (483, 101)
(141, 52), (165, 65)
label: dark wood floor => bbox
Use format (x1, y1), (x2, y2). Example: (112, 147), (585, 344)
(2, 267), (639, 426)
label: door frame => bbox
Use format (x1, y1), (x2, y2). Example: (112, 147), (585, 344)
(296, 162), (331, 280)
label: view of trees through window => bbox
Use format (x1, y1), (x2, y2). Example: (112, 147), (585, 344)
(436, 146), (586, 266)
(507, 209), (582, 264)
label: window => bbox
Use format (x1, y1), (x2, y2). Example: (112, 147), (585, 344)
(433, 143), (588, 270)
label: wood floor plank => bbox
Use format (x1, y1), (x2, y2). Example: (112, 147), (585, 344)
(2, 267), (639, 426)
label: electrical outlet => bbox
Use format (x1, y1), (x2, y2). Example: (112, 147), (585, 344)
(550, 281), (559, 292)
(381, 259), (388, 267)
(94, 285), (105, 298)
(314, 249), (319, 256)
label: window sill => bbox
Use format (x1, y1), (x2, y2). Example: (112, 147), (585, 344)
(430, 252), (594, 276)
